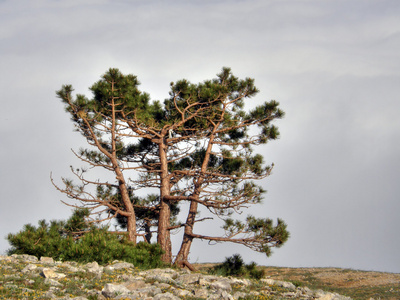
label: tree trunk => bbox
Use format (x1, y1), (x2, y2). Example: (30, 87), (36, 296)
(175, 133), (216, 267)
(157, 138), (172, 263)
(144, 219), (152, 243)
(174, 200), (198, 267)
(158, 198), (172, 263)
(117, 175), (137, 244)
(126, 210), (137, 244)
(110, 88), (137, 244)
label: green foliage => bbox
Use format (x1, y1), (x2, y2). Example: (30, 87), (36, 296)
(222, 216), (289, 257)
(6, 209), (164, 268)
(211, 254), (265, 279)
(245, 261), (265, 280)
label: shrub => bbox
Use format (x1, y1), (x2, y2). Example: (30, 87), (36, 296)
(211, 254), (265, 279)
(245, 261), (265, 280)
(6, 209), (164, 269)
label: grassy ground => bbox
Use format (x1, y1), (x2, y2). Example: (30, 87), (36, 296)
(2, 257), (399, 299)
(195, 264), (400, 300)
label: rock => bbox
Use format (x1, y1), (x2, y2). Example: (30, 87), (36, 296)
(230, 277), (251, 286)
(234, 291), (248, 299)
(281, 291), (298, 298)
(193, 288), (209, 299)
(261, 278), (275, 285)
(299, 286), (313, 294)
(207, 290), (235, 300)
(198, 277), (209, 286)
(44, 290), (57, 298)
(41, 268), (66, 279)
(136, 286), (162, 297)
(147, 273), (176, 284)
(141, 268), (178, 279)
(44, 278), (63, 287)
(156, 282), (171, 289)
(22, 263), (37, 273)
(40, 256), (54, 264)
(261, 278), (296, 290)
(124, 279), (147, 290)
(84, 261), (103, 274)
(210, 279), (232, 292)
(105, 261), (135, 271)
(175, 273), (200, 285)
(219, 290), (235, 300)
(319, 294), (338, 300)
(278, 280), (296, 290)
(12, 254), (38, 263)
(153, 292), (181, 300)
(172, 287), (193, 297)
(102, 283), (131, 298)
(115, 295), (139, 300)
(49, 286), (61, 293)
(316, 291), (352, 300)
(61, 262), (80, 272)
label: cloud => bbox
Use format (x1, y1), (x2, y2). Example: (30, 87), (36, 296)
(1, 0), (399, 272)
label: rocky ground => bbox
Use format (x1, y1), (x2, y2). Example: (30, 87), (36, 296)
(0, 254), (353, 299)
(261, 266), (400, 300)
(195, 264), (400, 300)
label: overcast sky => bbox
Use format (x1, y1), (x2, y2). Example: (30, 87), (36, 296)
(1, 0), (399, 273)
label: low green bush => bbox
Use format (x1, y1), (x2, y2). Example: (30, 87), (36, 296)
(6, 209), (164, 269)
(210, 254), (265, 279)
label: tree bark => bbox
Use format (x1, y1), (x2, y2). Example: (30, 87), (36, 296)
(157, 137), (172, 263)
(118, 177), (137, 244)
(144, 219), (152, 243)
(174, 200), (197, 267)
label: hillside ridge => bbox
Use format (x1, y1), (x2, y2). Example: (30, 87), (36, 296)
(0, 254), (358, 299)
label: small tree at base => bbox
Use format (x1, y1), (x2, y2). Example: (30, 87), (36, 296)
(6, 209), (164, 268)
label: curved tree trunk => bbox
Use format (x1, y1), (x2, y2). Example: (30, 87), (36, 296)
(174, 200), (197, 267)
(110, 90), (137, 244)
(112, 148), (137, 244)
(175, 132), (216, 267)
(118, 177), (137, 244)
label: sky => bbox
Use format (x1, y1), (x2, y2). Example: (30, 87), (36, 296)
(1, 0), (399, 273)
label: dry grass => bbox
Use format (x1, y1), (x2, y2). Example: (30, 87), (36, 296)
(194, 264), (400, 300)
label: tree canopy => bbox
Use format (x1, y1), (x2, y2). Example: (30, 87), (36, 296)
(53, 67), (289, 267)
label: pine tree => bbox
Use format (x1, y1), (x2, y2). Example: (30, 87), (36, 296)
(53, 67), (289, 265)
(163, 68), (289, 268)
